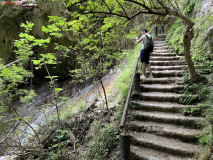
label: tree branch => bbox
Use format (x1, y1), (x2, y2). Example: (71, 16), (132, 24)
(102, 0), (112, 13)
(168, 0), (177, 12)
(174, 0), (182, 14)
(125, 0), (167, 16)
(83, 11), (130, 19)
(70, 0), (88, 6)
(125, 0), (152, 13)
(116, 0), (128, 17)
(155, 0), (169, 14)
(169, 10), (195, 28)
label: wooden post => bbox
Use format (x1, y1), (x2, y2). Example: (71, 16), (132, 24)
(161, 23), (164, 34)
(154, 26), (158, 37)
(120, 134), (130, 160)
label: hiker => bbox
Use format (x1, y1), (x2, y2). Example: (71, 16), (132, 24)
(136, 28), (153, 79)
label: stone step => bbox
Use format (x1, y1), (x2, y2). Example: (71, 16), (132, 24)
(129, 121), (202, 143)
(130, 132), (201, 157)
(151, 70), (183, 77)
(154, 37), (166, 41)
(151, 53), (176, 56)
(154, 44), (169, 48)
(130, 110), (203, 129)
(154, 40), (169, 46)
(150, 56), (180, 61)
(154, 43), (168, 47)
(141, 77), (184, 84)
(151, 65), (187, 71)
(140, 84), (183, 92)
(154, 41), (167, 44)
(154, 45), (169, 49)
(132, 92), (198, 103)
(130, 100), (194, 113)
(157, 34), (167, 38)
(154, 49), (172, 53)
(130, 145), (193, 160)
(150, 61), (185, 66)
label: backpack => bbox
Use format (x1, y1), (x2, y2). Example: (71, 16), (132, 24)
(144, 35), (154, 53)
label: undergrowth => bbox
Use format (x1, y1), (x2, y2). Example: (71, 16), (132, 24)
(76, 45), (139, 160)
(166, 5), (213, 156)
(86, 123), (120, 160)
(116, 44), (140, 122)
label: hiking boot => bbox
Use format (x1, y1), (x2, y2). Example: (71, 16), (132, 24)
(140, 75), (146, 79)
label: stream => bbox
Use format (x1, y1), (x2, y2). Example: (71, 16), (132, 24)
(0, 71), (119, 159)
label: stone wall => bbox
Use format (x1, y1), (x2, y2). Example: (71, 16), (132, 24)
(0, 1), (72, 63)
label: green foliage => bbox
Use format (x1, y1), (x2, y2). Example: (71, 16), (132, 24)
(183, 104), (208, 116)
(53, 129), (69, 143)
(179, 76), (208, 104)
(192, 15), (213, 72)
(182, 79), (208, 100)
(179, 96), (196, 105)
(116, 45), (140, 102)
(166, 19), (184, 55)
(69, 14), (130, 84)
(198, 123), (213, 146)
(181, 0), (202, 16)
(0, 62), (36, 112)
(167, 15), (213, 73)
(86, 124), (120, 160)
(181, 75), (213, 147)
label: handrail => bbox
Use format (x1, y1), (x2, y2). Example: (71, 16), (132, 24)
(3, 59), (20, 68)
(120, 24), (156, 134)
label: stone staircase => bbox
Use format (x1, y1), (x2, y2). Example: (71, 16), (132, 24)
(129, 34), (204, 160)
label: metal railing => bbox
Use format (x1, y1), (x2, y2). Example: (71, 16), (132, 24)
(119, 24), (156, 160)
(120, 24), (156, 134)
(3, 59), (20, 68)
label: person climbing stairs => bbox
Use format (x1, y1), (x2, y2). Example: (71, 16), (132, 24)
(129, 34), (204, 160)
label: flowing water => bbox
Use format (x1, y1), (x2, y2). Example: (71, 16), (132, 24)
(0, 71), (119, 158)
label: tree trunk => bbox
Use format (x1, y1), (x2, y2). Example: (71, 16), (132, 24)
(183, 26), (198, 82)
(100, 80), (108, 110)
(169, 11), (198, 82)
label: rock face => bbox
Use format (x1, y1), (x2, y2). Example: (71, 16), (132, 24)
(0, 0), (71, 63)
(0, 155), (17, 160)
(204, 26), (213, 53)
(199, 0), (213, 17)
(0, 6), (25, 62)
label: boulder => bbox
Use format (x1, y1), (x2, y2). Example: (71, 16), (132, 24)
(203, 26), (213, 53)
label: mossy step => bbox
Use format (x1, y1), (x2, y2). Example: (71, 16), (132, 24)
(140, 83), (183, 92)
(154, 43), (168, 47)
(154, 49), (172, 53)
(151, 65), (187, 71)
(130, 100), (192, 113)
(150, 56), (180, 61)
(150, 61), (185, 66)
(141, 77), (184, 84)
(130, 145), (196, 160)
(154, 46), (169, 49)
(154, 41), (167, 44)
(129, 121), (202, 143)
(130, 110), (203, 129)
(130, 132), (201, 157)
(154, 38), (166, 41)
(157, 34), (167, 38)
(151, 53), (176, 56)
(150, 70), (183, 78)
(132, 92), (198, 103)
(154, 45), (170, 48)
